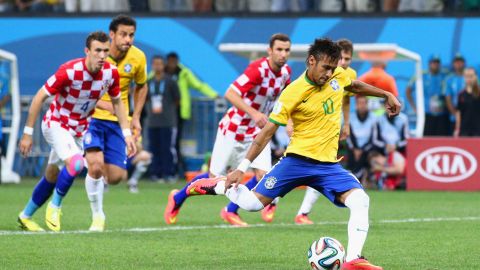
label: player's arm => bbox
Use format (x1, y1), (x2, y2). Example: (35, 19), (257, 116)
(131, 83), (147, 137)
(111, 96), (137, 157)
(225, 121), (279, 190)
(340, 95), (351, 141)
(346, 80), (401, 117)
(224, 87), (268, 128)
(19, 88), (50, 157)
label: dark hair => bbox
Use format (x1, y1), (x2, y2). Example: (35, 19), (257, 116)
(308, 38), (341, 63)
(269, 33), (290, 48)
(152, 55), (165, 62)
(109, 14), (136, 32)
(86, 31), (109, 49)
(166, 52), (179, 60)
(337, 38), (353, 55)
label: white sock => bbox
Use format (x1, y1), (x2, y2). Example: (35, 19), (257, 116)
(213, 180), (226, 195)
(344, 189), (370, 262)
(225, 184), (264, 212)
(85, 174), (105, 219)
(271, 197), (280, 205)
(297, 187), (321, 215)
(128, 160), (149, 185)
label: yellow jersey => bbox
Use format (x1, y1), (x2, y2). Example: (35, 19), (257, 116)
(269, 68), (352, 162)
(343, 66), (357, 97)
(93, 45), (147, 121)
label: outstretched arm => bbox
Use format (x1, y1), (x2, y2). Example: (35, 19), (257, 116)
(346, 80), (401, 117)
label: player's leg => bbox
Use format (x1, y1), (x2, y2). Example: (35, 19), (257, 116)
(127, 150), (152, 193)
(18, 162), (59, 232)
(165, 129), (232, 225)
(188, 156), (306, 212)
(42, 123), (84, 232)
(295, 187), (320, 225)
(83, 119), (108, 231)
(308, 163), (381, 269)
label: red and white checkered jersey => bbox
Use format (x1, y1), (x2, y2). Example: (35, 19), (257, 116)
(43, 58), (120, 137)
(219, 57), (291, 142)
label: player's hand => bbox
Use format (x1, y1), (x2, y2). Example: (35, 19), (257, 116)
(19, 135), (33, 158)
(339, 124), (350, 141)
(130, 117), (142, 141)
(125, 135), (137, 157)
(226, 169), (244, 193)
(252, 111), (268, 128)
(384, 93), (401, 117)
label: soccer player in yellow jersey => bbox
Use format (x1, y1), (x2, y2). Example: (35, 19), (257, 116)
(83, 15), (148, 231)
(295, 38), (357, 225)
(186, 38), (400, 270)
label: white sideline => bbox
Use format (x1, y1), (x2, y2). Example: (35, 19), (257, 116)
(2, 216), (479, 236)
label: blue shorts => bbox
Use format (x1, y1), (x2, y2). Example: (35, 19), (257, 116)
(84, 118), (127, 169)
(254, 154), (363, 207)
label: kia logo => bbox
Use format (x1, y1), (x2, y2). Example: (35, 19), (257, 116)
(415, 146), (477, 183)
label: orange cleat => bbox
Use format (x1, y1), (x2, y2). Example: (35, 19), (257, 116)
(341, 257), (383, 270)
(220, 208), (248, 227)
(164, 189), (180, 225)
(186, 177), (222, 196)
(261, 203), (277, 223)
(294, 214), (314, 225)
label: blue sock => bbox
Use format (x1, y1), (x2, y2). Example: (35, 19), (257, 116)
(226, 176), (257, 213)
(22, 176), (55, 217)
(51, 167), (76, 207)
(174, 172), (209, 206)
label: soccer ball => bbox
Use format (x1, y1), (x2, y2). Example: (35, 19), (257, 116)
(307, 237), (345, 270)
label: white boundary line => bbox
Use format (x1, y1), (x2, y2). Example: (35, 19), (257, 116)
(2, 216), (479, 236)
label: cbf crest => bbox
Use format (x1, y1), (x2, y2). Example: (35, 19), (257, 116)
(329, 79), (340, 91)
(264, 176), (277, 189)
(124, 63), (132, 73)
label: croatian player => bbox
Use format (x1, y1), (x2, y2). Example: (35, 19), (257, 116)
(17, 31), (136, 232)
(164, 33), (292, 226)
(83, 15), (147, 231)
(187, 38), (400, 270)
(295, 38), (358, 225)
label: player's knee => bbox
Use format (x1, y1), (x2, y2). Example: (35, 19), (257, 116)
(106, 172), (126, 185)
(66, 154), (85, 176)
(345, 189), (370, 210)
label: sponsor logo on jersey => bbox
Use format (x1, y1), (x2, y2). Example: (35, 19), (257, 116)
(236, 74), (249, 86)
(264, 176), (277, 189)
(415, 146), (477, 183)
(102, 81), (109, 92)
(124, 63), (132, 73)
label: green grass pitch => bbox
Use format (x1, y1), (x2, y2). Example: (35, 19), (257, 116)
(0, 179), (479, 269)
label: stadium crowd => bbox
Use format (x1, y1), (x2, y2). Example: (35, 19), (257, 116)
(1, 0), (479, 13)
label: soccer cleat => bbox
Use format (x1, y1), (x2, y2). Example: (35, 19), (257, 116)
(294, 214), (314, 225)
(17, 215), (45, 232)
(89, 215), (105, 232)
(341, 257), (383, 270)
(220, 208), (248, 227)
(186, 177), (221, 196)
(45, 203), (62, 232)
(261, 203), (277, 223)
(128, 183), (139, 194)
(164, 189), (181, 225)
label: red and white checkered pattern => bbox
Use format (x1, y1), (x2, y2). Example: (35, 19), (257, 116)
(43, 58), (120, 137)
(219, 57), (291, 141)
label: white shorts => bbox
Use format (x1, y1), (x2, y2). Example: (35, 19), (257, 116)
(42, 121), (83, 168)
(209, 129), (271, 176)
